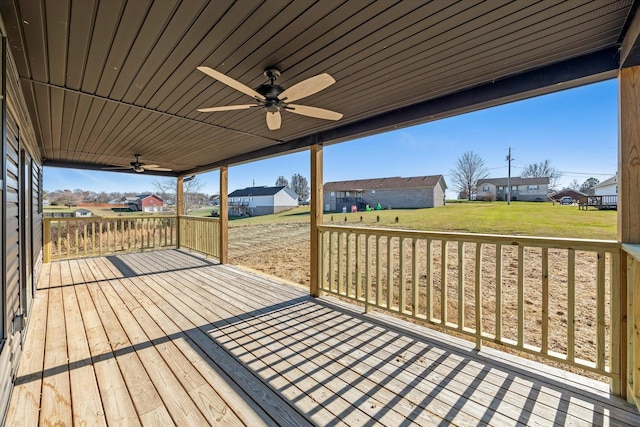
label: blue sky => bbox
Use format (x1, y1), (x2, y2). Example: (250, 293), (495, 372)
(45, 79), (618, 199)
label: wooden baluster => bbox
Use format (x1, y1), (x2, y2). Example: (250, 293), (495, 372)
(517, 245), (525, 349)
(387, 235), (393, 310)
(426, 239), (433, 322)
(399, 237), (406, 314)
(376, 235), (382, 306)
(412, 238), (419, 318)
(496, 244), (503, 342)
(567, 249), (576, 362)
(597, 250), (606, 371)
(458, 241), (465, 330)
(541, 247), (549, 355)
(475, 242), (483, 350)
(441, 240), (448, 325)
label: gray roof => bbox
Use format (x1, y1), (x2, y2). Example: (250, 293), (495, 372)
(324, 175), (446, 192)
(229, 186), (298, 199)
(595, 175), (617, 188)
(477, 177), (550, 186)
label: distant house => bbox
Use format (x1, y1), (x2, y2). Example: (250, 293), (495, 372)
(549, 189), (586, 203)
(323, 175), (447, 212)
(73, 208), (93, 217)
(594, 175), (617, 196)
(228, 186), (299, 216)
(476, 177), (550, 201)
(133, 194), (164, 212)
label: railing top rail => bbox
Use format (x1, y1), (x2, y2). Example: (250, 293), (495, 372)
(44, 215), (177, 222)
(179, 215), (220, 222)
(622, 243), (640, 261)
(318, 224), (620, 251)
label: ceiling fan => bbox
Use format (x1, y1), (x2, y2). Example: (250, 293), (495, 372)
(103, 154), (172, 173)
(197, 66), (343, 130)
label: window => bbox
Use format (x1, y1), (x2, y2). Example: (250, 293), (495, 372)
(330, 191), (335, 197)
(511, 186), (517, 191)
(528, 185), (539, 191)
(370, 190), (375, 195)
(482, 186), (489, 191)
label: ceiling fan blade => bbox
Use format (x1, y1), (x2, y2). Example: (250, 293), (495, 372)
(197, 66), (265, 100)
(145, 166), (173, 171)
(287, 104), (343, 121)
(266, 111), (281, 130)
(279, 73), (336, 103)
(197, 104), (255, 113)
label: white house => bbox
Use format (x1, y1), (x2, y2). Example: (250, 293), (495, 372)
(228, 186), (299, 216)
(476, 177), (550, 201)
(594, 175), (617, 196)
(73, 208), (93, 217)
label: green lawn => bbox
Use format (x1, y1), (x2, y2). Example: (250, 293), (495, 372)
(225, 202), (617, 240)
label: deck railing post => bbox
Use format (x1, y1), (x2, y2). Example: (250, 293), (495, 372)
(619, 65), (640, 404)
(310, 145), (323, 297)
(176, 176), (184, 249)
(219, 166), (229, 264)
(43, 218), (51, 263)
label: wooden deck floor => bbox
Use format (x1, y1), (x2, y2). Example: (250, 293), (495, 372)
(5, 249), (640, 426)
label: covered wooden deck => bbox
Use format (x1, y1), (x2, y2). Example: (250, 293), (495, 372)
(6, 250), (640, 426)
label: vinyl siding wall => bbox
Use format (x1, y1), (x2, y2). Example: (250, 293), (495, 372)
(0, 34), (43, 421)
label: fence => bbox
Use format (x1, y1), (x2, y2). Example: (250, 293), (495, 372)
(318, 224), (621, 391)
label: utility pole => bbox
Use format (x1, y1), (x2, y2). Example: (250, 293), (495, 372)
(506, 147), (513, 205)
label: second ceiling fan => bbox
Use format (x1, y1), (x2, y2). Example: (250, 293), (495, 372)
(197, 66), (343, 130)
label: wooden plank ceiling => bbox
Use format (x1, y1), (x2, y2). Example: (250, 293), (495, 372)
(0, 0), (636, 176)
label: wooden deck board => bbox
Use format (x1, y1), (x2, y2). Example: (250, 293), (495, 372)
(39, 262), (72, 426)
(61, 261), (107, 427)
(6, 249), (640, 426)
(5, 263), (50, 427)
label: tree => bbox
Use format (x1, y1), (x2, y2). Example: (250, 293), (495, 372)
(290, 173), (310, 201)
(521, 159), (562, 191)
(154, 176), (205, 214)
(569, 179), (580, 191)
(450, 151), (489, 200)
(275, 176), (289, 187)
(579, 177), (600, 196)
(52, 189), (82, 208)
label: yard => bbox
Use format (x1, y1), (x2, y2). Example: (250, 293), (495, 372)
(228, 201), (616, 286)
(227, 202), (618, 379)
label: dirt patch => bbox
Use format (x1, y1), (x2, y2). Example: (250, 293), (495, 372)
(229, 223), (311, 286)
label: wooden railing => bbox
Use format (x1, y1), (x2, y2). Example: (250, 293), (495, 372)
(622, 244), (640, 408)
(578, 195), (618, 210)
(179, 216), (220, 258)
(318, 225), (622, 391)
(43, 216), (177, 262)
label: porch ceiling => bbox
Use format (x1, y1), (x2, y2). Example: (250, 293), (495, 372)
(1, 0), (637, 176)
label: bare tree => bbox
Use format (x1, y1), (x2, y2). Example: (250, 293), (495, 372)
(154, 176), (205, 214)
(52, 189), (82, 208)
(521, 159), (562, 191)
(275, 176), (289, 187)
(290, 173), (309, 201)
(450, 151), (489, 200)
(569, 179), (580, 191)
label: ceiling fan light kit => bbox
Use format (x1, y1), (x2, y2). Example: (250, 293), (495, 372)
(197, 66), (343, 130)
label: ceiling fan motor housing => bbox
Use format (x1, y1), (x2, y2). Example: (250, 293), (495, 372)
(256, 85), (285, 112)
